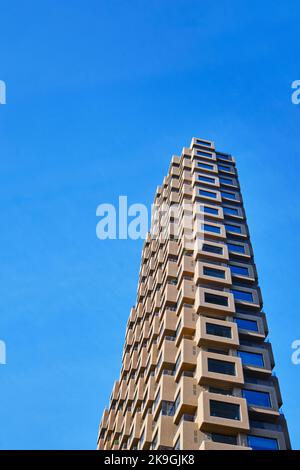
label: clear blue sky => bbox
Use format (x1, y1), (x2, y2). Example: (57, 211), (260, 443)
(0, 0), (300, 450)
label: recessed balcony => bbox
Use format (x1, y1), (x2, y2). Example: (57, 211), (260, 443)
(195, 316), (239, 349)
(195, 287), (236, 316)
(196, 351), (244, 387)
(195, 261), (232, 287)
(196, 391), (250, 433)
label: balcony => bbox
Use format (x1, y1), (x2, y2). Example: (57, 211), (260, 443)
(195, 261), (232, 287)
(196, 391), (250, 433)
(175, 307), (197, 346)
(194, 219), (226, 241)
(156, 340), (177, 379)
(157, 311), (177, 348)
(160, 284), (177, 310)
(107, 410), (116, 432)
(178, 255), (195, 279)
(151, 415), (177, 450)
(119, 380), (127, 401)
(191, 147), (217, 162)
(173, 418), (200, 450)
(195, 287), (235, 316)
(175, 338), (197, 379)
(177, 279), (196, 308)
(200, 440), (250, 450)
(196, 351), (244, 387)
(174, 375), (198, 424)
(195, 316), (239, 349)
(193, 187), (222, 205)
(142, 376), (156, 418)
(128, 412), (142, 449)
(140, 413), (154, 450)
(115, 410), (124, 434)
(193, 201), (224, 221)
(195, 239), (229, 262)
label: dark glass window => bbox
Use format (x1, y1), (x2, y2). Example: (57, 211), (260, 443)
(219, 164), (231, 172)
(204, 292), (228, 306)
(220, 177), (233, 184)
(217, 153), (231, 161)
(174, 437), (180, 450)
(225, 224), (242, 233)
(231, 289), (253, 302)
(203, 206), (219, 215)
(203, 266), (226, 279)
(223, 206), (239, 216)
(208, 358), (236, 375)
(247, 435), (278, 450)
(161, 401), (175, 416)
(198, 162), (214, 170)
(199, 175), (215, 183)
(210, 387), (233, 396)
(230, 265), (249, 276)
(203, 224), (221, 234)
(242, 389), (271, 408)
(206, 323), (232, 338)
(235, 317), (258, 332)
(199, 189), (217, 199)
(202, 243), (223, 254)
(227, 243), (245, 254)
(211, 433), (237, 445)
(210, 400), (240, 420)
(221, 191), (236, 200)
(238, 351), (264, 368)
(197, 150), (213, 158)
(197, 140), (211, 147)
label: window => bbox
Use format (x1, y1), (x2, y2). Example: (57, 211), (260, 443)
(225, 224), (242, 233)
(210, 387), (233, 396)
(161, 401), (175, 416)
(197, 150), (213, 158)
(174, 392), (181, 414)
(235, 317), (258, 332)
(220, 177), (233, 185)
(249, 420), (282, 431)
(247, 435), (278, 450)
(174, 437), (180, 450)
(218, 164), (231, 172)
(202, 243), (223, 254)
(206, 322), (232, 338)
(203, 206), (219, 215)
(223, 206), (239, 216)
(208, 358), (236, 375)
(227, 242), (245, 254)
(221, 191), (236, 200)
(151, 432), (158, 450)
(211, 433), (237, 445)
(203, 266), (226, 279)
(242, 389), (271, 408)
(153, 389), (161, 410)
(198, 175), (215, 183)
(203, 223), (221, 234)
(238, 350), (264, 368)
(174, 353), (181, 372)
(230, 265), (249, 276)
(231, 289), (253, 302)
(197, 140), (211, 147)
(217, 153), (231, 161)
(204, 292), (228, 306)
(210, 400), (240, 420)
(198, 162), (214, 170)
(199, 189), (217, 199)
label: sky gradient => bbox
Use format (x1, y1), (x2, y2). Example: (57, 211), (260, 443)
(0, 0), (300, 449)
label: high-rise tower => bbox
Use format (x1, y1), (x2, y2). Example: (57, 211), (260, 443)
(97, 138), (290, 451)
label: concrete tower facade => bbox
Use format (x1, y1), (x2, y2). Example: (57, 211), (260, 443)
(97, 138), (290, 451)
